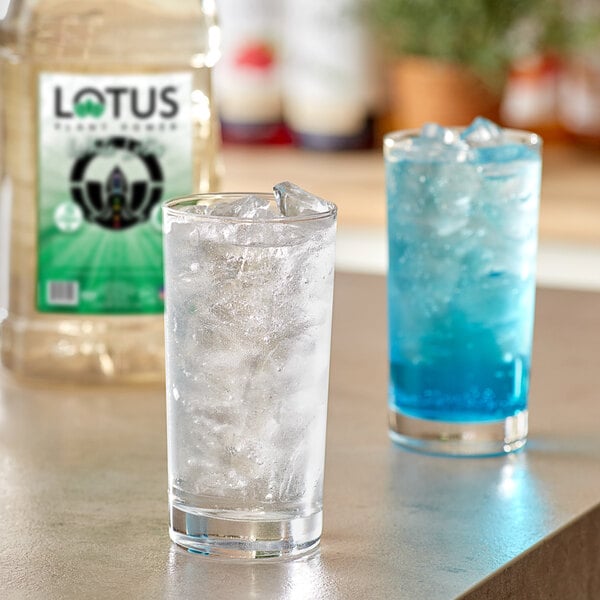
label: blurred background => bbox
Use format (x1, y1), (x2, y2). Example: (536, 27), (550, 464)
(1, 0), (600, 306)
(216, 0), (600, 146)
(214, 0), (600, 289)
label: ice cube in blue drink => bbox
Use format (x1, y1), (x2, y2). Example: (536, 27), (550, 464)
(421, 122), (454, 143)
(460, 116), (503, 145)
(462, 116), (539, 163)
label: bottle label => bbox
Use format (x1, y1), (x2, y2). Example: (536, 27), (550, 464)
(37, 72), (193, 314)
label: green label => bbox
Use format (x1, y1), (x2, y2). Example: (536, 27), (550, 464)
(37, 72), (193, 314)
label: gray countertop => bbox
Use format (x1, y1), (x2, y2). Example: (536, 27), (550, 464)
(1, 272), (599, 599)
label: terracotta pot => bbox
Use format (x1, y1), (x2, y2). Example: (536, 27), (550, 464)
(387, 56), (501, 129)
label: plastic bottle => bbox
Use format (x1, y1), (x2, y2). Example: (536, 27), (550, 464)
(0, 0), (221, 384)
(215, 0), (288, 144)
(558, 50), (600, 144)
(281, 0), (376, 150)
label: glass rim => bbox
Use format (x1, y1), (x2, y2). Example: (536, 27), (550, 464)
(383, 127), (542, 150)
(162, 192), (338, 224)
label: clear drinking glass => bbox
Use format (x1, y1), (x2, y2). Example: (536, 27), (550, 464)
(163, 191), (337, 559)
(385, 123), (542, 456)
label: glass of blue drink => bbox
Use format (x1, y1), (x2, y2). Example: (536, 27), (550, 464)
(384, 118), (542, 456)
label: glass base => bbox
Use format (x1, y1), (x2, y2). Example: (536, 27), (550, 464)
(388, 409), (528, 456)
(169, 504), (322, 561)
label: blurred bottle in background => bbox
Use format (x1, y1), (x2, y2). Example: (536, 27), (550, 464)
(500, 0), (600, 142)
(558, 50), (600, 144)
(500, 53), (566, 141)
(215, 0), (289, 144)
(282, 0), (377, 150)
(0, 0), (221, 384)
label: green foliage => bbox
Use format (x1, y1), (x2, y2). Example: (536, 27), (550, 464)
(367, 0), (598, 89)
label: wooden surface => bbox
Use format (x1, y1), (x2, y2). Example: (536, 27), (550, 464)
(221, 142), (600, 244)
(1, 273), (599, 599)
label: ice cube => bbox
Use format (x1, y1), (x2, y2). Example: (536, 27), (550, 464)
(398, 123), (468, 161)
(460, 116), (503, 145)
(207, 195), (276, 219)
(420, 122), (455, 145)
(273, 181), (335, 217)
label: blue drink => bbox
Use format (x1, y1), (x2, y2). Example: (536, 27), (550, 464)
(385, 119), (542, 455)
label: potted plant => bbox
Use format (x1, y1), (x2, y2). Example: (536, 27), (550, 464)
(366, 0), (593, 129)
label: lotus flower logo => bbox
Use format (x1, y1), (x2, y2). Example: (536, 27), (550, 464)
(69, 136), (163, 231)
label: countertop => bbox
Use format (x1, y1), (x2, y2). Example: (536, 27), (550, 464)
(1, 272), (599, 599)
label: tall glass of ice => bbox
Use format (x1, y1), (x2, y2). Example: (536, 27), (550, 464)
(385, 118), (542, 456)
(162, 183), (336, 559)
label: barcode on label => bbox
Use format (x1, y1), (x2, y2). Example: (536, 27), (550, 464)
(47, 281), (79, 306)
